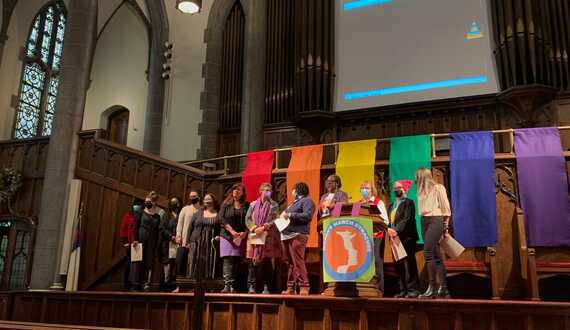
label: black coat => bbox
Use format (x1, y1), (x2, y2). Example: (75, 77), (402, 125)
(389, 198), (419, 243)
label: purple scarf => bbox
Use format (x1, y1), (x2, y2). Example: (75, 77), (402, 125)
(253, 196), (271, 226)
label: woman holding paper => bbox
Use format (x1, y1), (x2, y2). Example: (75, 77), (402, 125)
(186, 193), (221, 281)
(219, 184), (249, 293)
(159, 196), (182, 290)
(359, 181), (389, 293)
(319, 175), (349, 217)
(131, 191), (161, 292)
(389, 180), (420, 298)
(245, 183), (281, 294)
(280, 182), (315, 295)
(416, 168), (452, 299)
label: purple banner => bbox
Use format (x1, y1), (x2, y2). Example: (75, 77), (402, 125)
(514, 127), (570, 247)
(450, 131), (497, 247)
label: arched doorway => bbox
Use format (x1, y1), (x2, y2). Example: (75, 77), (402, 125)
(107, 108), (129, 145)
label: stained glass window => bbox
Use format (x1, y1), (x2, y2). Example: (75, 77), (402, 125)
(10, 231), (31, 289)
(14, 1), (66, 139)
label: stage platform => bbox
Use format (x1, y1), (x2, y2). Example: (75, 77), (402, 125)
(0, 291), (568, 330)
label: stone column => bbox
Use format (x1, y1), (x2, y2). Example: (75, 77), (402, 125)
(239, 0), (267, 153)
(30, 0), (98, 289)
(142, 0), (169, 155)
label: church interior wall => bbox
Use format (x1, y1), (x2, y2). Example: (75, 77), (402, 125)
(82, 2), (149, 150)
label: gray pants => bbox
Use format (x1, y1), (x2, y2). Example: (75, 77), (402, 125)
(421, 216), (447, 287)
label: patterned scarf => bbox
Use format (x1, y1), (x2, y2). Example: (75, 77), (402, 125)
(253, 196), (271, 226)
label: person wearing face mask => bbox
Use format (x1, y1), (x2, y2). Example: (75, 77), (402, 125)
(175, 190), (201, 277)
(359, 181), (389, 294)
(131, 191), (161, 291)
(186, 193), (222, 281)
(245, 183), (281, 294)
(219, 184), (249, 293)
(119, 198), (144, 291)
(280, 182), (315, 295)
(319, 175), (349, 218)
(159, 196), (182, 291)
(389, 180), (420, 298)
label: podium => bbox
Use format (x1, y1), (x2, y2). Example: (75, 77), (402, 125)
(319, 202), (387, 297)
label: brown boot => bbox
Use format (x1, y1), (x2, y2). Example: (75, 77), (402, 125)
(281, 287), (295, 295)
(299, 287), (310, 295)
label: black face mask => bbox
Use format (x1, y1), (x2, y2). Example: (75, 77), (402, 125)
(144, 202), (153, 209)
(395, 190), (404, 198)
(190, 197), (200, 204)
(170, 202), (180, 210)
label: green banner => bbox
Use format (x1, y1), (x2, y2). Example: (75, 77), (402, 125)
(389, 135), (432, 244)
(322, 216), (375, 283)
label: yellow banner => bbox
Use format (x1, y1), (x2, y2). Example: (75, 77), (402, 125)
(336, 139), (377, 202)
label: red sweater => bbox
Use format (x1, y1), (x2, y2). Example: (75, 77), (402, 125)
(119, 212), (135, 244)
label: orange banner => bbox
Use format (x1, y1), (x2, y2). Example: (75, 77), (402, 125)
(286, 144), (323, 248)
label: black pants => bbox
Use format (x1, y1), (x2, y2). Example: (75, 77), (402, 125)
(373, 236), (385, 292)
(421, 216), (447, 287)
(395, 239), (419, 292)
(222, 256), (240, 287)
(123, 248), (131, 290)
(248, 258), (274, 289)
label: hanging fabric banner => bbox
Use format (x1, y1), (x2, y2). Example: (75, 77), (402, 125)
(287, 144), (324, 248)
(450, 131), (497, 247)
(242, 150), (275, 203)
(389, 135), (431, 243)
(514, 127), (570, 247)
(336, 139), (377, 203)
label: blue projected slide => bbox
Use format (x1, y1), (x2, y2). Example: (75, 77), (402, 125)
(344, 76), (488, 100)
(335, 0), (499, 111)
(343, 0), (393, 11)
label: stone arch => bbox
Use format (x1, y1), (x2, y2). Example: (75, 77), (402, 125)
(197, 0), (248, 159)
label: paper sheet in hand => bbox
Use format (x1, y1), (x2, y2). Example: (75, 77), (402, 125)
(248, 231), (267, 245)
(168, 242), (177, 259)
(390, 236), (407, 261)
(440, 234), (465, 259)
(131, 244), (143, 262)
(274, 217), (290, 232)
(233, 236), (243, 246)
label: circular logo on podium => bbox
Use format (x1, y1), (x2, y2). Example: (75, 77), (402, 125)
(323, 218), (374, 282)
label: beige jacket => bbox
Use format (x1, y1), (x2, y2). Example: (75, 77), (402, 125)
(176, 204), (199, 246)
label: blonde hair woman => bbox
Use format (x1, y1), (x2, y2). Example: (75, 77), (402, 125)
(416, 168), (451, 299)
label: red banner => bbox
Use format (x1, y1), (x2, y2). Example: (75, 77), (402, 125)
(242, 150), (275, 203)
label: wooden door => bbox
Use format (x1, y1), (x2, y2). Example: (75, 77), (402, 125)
(107, 109), (129, 145)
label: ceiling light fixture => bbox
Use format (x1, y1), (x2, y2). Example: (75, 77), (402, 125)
(176, 0), (202, 14)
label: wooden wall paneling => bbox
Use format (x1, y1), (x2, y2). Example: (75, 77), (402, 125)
(151, 167), (170, 198)
(136, 162), (154, 193)
(210, 303), (230, 330)
(92, 147), (107, 179)
(121, 157), (137, 187)
(106, 152), (121, 182)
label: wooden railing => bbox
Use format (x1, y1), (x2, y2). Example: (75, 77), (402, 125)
(0, 291), (568, 330)
(182, 126), (570, 176)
